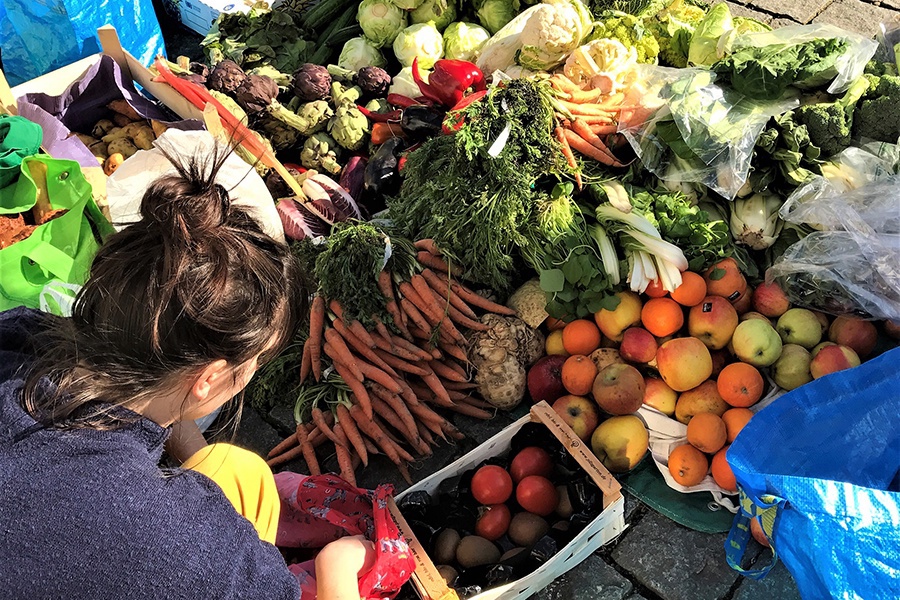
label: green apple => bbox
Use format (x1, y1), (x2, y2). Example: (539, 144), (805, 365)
(771, 344), (813, 391)
(732, 319), (783, 367)
(775, 308), (823, 349)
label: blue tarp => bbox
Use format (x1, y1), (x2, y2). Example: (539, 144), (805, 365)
(0, 0), (165, 87)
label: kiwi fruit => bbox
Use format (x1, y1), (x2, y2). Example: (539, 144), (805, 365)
(555, 486), (573, 518)
(456, 535), (501, 568)
(508, 512), (550, 547)
(432, 528), (461, 565)
(436, 565), (458, 585)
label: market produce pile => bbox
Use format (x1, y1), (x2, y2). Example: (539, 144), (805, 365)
(12, 0), (899, 596)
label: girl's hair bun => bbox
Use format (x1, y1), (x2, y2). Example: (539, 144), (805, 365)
(140, 146), (233, 239)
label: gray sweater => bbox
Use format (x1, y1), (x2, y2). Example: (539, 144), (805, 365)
(0, 307), (300, 600)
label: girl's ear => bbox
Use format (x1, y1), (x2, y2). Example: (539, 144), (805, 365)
(190, 359), (231, 405)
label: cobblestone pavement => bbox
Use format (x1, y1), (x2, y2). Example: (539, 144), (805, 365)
(163, 2), (895, 598)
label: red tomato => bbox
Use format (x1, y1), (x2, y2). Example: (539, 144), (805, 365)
(472, 465), (512, 504)
(509, 447), (554, 483)
(644, 278), (667, 298)
(516, 476), (559, 517)
(471, 465), (513, 505)
(475, 504), (511, 541)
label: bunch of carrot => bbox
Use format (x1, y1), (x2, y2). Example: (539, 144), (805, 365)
(266, 239), (517, 486)
(547, 74), (634, 187)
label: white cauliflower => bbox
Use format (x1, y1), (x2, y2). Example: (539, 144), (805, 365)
(563, 38), (638, 94)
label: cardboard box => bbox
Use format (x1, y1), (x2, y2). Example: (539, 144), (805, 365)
(390, 402), (627, 600)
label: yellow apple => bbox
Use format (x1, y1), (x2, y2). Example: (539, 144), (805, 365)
(675, 380), (729, 424)
(590, 415), (649, 473)
(593, 291), (642, 342)
(643, 376), (677, 416)
(656, 337), (713, 392)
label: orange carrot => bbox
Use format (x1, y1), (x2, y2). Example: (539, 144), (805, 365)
(411, 274), (447, 316)
(377, 391), (419, 442)
(440, 420), (466, 440)
(414, 239), (441, 255)
(399, 282), (442, 322)
(416, 251), (462, 276)
(376, 337), (423, 363)
(363, 436), (380, 456)
(300, 339), (312, 384)
(590, 124), (620, 135)
(400, 298), (433, 335)
(328, 299), (344, 321)
(350, 405), (402, 465)
(421, 269), (477, 319)
(272, 424), (319, 473)
(357, 360), (403, 394)
(333, 319), (398, 377)
(267, 430), (299, 459)
(396, 462), (413, 485)
(370, 121), (405, 145)
(389, 334), (433, 361)
(309, 296), (326, 381)
(370, 397), (422, 452)
(311, 406), (342, 446)
(438, 341), (469, 364)
(336, 403), (368, 467)
(566, 88), (606, 103)
(372, 318), (395, 349)
(440, 380), (479, 391)
(429, 360), (468, 383)
(332, 360), (373, 419)
(416, 420), (435, 447)
(348, 320), (377, 350)
(563, 129), (626, 167)
(398, 382), (424, 409)
(447, 303), (490, 331)
(570, 118), (618, 160)
(323, 329), (364, 381)
(559, 100), (614, 116)
(375, 349), (431, 376)
(378, 270), (411, 341)
(333, 433), (356, 486)
(549, 75), (583, 93)
(456, 395), (495, 410)
(450, 281), (516, 315)
(556, 125), (583, 191)
(446, 402), (493, 419)
(420, 370), (453, 406)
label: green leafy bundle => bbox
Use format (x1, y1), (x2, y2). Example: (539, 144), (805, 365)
(388, 80), (571, 293)
(201, 5), (315, 73)
(749, 112), (822, 196)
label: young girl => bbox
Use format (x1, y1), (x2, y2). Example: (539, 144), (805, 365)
(0, 150), (373, 599)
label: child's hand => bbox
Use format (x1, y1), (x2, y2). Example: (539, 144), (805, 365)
(315, 535), (376, 600)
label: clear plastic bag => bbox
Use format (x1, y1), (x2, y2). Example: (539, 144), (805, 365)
(771, 176), (900, 320)
(730, 23), (878, 95)
(620, 65), (796, 199)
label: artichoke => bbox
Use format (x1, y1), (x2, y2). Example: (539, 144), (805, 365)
(248, 65), (291, 87)
(730, 192), (784, 250)
(265, 166), (305, 200)
(357, 66), (392, 97)
(300, 133), (343, 175)
(293, 64), (332, 101)
(331, 81), (363, 107)
(328, 105), (370, 151)
(189, 62), (209, 79)
(258, 116), (303, 151)
(235, 74), (280, 113)
(207, 60), (248, 95)
(296, 100), (334, 135)
(365, 98), (390, 114)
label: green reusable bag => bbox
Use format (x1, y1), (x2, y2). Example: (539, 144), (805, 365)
(0, 155), (114, 311)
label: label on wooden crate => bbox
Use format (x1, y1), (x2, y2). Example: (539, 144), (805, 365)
(529, 401), (622, 507)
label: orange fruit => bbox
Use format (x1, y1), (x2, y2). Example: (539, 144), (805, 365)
(670, 271), (707, 307)
(711, 446), (737, 492)
(545, 330), (568, 356)
(644, 278), (668, 298)
(722, 408), (753, 443)
(640, 297), (684, 338)
(703, 258), (747, 303)
(562, 319), (602, 355)
(668, 444), (709, 487)
(561, 355), (599, 396)
(545, 316), (568, 331)
(717, 362), (764, 407)
(686, 412), (727, 454)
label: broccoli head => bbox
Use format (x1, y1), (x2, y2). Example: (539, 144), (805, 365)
(791, 76), (870, 158)
(591, 11), (661, 63)
(853, 73), (900, 144)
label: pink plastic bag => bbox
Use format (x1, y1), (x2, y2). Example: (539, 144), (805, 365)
(274, 472), (415, 600)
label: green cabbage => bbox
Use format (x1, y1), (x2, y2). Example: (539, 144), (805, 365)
(476, 0), (521, 34)
(393, 22), (445, 68)
(411, 0), (458, 32)
(357, 0), (408, 48)
(443, 22), (492, 61)
(338, 37), (387, 71)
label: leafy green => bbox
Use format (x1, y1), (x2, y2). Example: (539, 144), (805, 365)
(749, 112), (823, 197)
(245, 340), (304, 410)
(711, 37), (850, 101)
(388, 80), (571, 293)
(202, 5), (316, 73)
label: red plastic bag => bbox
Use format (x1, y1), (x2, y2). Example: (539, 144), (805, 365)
(275, 472), (415, 600)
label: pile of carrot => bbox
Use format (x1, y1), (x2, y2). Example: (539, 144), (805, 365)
(548, 74), (634, 187)
(266, 239), (517, 486)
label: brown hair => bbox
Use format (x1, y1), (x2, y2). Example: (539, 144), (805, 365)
(22, 146), (305, 429)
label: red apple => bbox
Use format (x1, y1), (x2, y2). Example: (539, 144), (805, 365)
(828, 316), (878, 358)
(732, 286), (753, 315)
(592, 363), (645, 415)
(810, 344), (860, 379)
(750, 517), (770, 548)
(885, 320), (900, 340)
(528, 355), (568, 404)
(619, 327), (657, 363)
(688, 295), (739, 350)
(551, 395), (600, 441)
(752, 281), (790, 318)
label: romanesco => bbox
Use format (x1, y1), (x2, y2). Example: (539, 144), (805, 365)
(853, 73), (900, 144)
(645, 0), (706, 67)
(791, 76), (870, 158)
(590, 11), (661, 63)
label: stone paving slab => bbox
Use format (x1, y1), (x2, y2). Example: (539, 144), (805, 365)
(738, 0), (833, 23)
(732, 561), (803, 600)
(725, 2), (776, 23)
(535, 555), (635, 600)
(610, 511), (744, 600)
(813, 0), (900, 33)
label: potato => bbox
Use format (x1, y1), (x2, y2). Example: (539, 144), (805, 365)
(104, 153), (125, 176)
(107, 139), (138, 159)
(112, 113), (134, 127)
(101, 127), (127, 144)
(130, 126), (156, 150)
(74, 133), (99, 147)
(107, 99), (142, 121)
(91, 119), (116, 137)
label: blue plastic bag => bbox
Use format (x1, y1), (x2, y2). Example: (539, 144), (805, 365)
(0, 0), (164, 87)
(725, 347), (900, 600)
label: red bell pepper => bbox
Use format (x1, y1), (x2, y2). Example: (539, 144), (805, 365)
(411, 57), (487, 108)
(357, 105), (402, 122)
